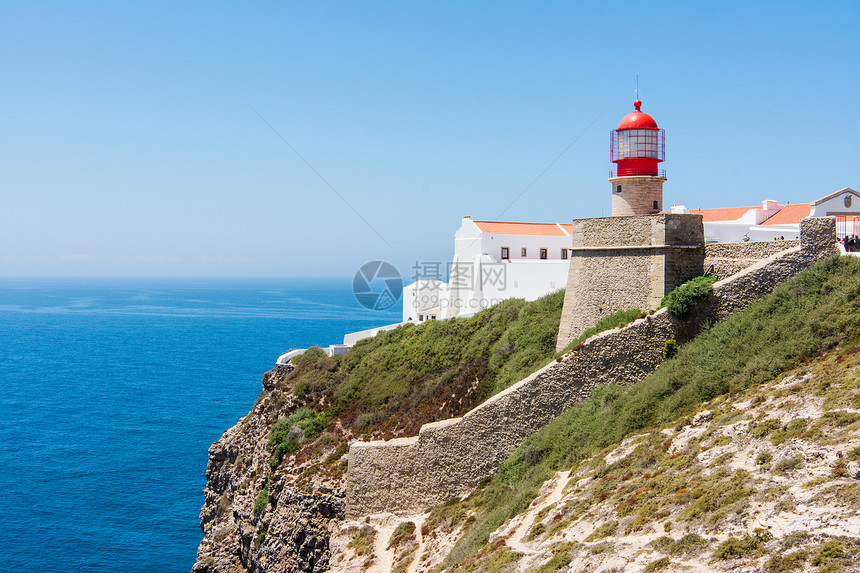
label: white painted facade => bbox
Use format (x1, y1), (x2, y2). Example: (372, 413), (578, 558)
(675, 188), (859, 244)
(403, 216), (573, 322)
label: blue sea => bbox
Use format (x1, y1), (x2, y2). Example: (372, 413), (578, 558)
(0, 278), (400, 572)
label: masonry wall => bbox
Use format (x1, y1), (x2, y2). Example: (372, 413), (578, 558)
(610, 176), (667, 216)
(705, 240), (801, 279)
(345, 218), (837, 517)
(556, 214), (704, 352)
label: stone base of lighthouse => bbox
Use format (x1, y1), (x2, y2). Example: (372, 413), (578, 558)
(556, 212), (704, 350)
(610, 176), (667, 216)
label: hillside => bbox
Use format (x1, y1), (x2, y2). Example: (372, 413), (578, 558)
(329, 256), (860, 572)
(192, 290), (574, 572)
(194, 256), (860, 573)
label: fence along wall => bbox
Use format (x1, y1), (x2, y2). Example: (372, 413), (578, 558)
(345, 217), (837, 517)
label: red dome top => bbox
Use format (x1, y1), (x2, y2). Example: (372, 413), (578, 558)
(616, 99), (658, 130)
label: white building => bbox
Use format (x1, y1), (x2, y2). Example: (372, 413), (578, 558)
(671, 188), (859, 243)
(403, 217), (573, 322)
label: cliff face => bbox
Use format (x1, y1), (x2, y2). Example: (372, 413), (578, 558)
(192, 366), (347, 573)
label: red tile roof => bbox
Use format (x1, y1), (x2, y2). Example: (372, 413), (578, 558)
(471, 220), (571, 236)
(687, 206), (760, 222)
(761, 204), (811, 225)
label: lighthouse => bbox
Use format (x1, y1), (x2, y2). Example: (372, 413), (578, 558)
(609, 99), (666, 216)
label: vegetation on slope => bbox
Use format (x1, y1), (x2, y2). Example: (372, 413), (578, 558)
(281, 289), (566, 441)
(440, 255), (860, 568)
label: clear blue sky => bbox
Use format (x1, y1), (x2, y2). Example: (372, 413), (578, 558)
(2, 1), (858, 277)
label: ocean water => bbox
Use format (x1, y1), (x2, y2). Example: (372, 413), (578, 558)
(0, 278), (399, 572)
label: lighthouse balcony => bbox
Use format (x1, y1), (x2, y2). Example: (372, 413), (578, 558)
(609, 168), (666, 178)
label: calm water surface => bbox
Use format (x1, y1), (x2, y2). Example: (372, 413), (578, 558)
(0, 278), (399, 572)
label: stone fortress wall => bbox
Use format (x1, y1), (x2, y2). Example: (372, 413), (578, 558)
(557, 214), (705, 351)
(705, 240), (801, 279)
(345, 217), (837, 517)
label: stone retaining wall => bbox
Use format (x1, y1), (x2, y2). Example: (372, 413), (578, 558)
(705, 240), (800, 279)
(345, 218), (837, 517)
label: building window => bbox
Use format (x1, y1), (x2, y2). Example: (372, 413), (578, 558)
(501, 247), (509, 260)
(561, 248), (568, 259)
(521, 247), (527, 257)
(616, 185), (622, 193)
(653, 200), (659, 210)
(540, 248), (547, 259)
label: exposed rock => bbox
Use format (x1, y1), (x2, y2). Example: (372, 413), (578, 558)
(192, 368), (346, 573)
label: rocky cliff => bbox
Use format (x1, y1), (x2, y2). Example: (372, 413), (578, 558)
(192, 366), (347, 573)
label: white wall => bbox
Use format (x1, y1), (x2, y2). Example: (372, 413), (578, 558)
(402, 280), (445, 323)
(440, 255), (568, 318)
(453, 218), (572, 262)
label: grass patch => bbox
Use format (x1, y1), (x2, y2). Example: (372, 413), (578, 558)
(345, 525), (376, 557)
(714, 533), (764, 560)
(557, 308), (647, 355)
(252, 486), (268, 515)
(765, 550), (807, 571)
(643, 557), (672, 572)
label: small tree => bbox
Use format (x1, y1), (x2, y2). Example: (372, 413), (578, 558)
(662, 339), (679, 359)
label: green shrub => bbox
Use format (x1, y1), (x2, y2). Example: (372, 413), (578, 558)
(291, 346), (327, 366)
(774, 455), (803, 473)
(388, 521), (416, 549)
(643, 557), (671, 573)
(661, 275), (717, 317)
(714, 534), (762, 559)
(534, 543), (574, 573)
(766, 550), (807, 571)
(267, 407), (326, 467)
(811, 540), (845, 566)
(253, 487), (268, 514)
(584, 521), (617, 542)
(663, 339), (679, 359)
(671, 533), (708, 555)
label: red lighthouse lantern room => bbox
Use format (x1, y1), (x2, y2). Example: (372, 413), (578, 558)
(610, 99), (665, 177)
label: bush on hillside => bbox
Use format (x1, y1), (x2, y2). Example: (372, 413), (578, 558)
(280, 289), (567, 437)
(661, 275), (717, 317)
(291, 346), (327, 366)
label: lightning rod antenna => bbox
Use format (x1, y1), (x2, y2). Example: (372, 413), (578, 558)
(635, 74), (640, 100)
